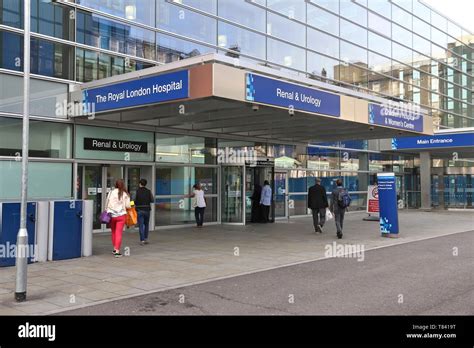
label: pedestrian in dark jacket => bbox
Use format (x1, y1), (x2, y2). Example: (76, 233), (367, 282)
(134, 179), (154, 245)
(308, 178), (328, 233)
(330, 179), (347, 239)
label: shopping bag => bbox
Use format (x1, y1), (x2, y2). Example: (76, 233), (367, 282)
(126, 207), (138, 227)
(100, 211), (111, 224)
(325, 208), (333, 221)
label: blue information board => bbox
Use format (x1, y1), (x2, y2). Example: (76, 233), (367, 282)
(369, 103), (423, 132)
(83, 70), (189, 113)
(246, 73), (340, 117)
(376, 173), (399, 236)
(391, 132), (474, 150)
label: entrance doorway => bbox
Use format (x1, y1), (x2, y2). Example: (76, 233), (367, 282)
(77, 164), (153, 232)
(245, 165), (274, 223)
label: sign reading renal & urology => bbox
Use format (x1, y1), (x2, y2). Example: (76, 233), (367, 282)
(391, 132), (474, 150)
(369, 102), (423, 132)
(82, 70), (189, 113)
(245, 73), (341, 117)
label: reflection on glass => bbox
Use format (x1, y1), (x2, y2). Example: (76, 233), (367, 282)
(218, 0), (266, 32)
(218, 21), (265, 59)
(307, 5), (339, 36)
(307, 51), (339, 80)
(267, 12), (305, 47)
(307, 28), (339, 59)
(222, 166), (243, 223)
(157, 33), (215, 63)
(267, 38), (306, 71)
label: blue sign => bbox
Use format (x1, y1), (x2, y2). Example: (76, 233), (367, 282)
(391, 132), (474, 150)
(376, 173), (399, 236)
(246, 73), (340, 117)
(369, 103), (423, 132)
(83, 70), (189, 113)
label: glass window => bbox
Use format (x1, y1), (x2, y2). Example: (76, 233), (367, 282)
(392, 41), (413, 65)
(340, 41), (367, 65)
(0, 117), (72, 158)
(77, 11), (155, 60)
(158, 0), (216, 45)
(413, 33), (431, 56)
(307, 5), (339, 36)
(76, 0), (155, 26)
(413, 17), (430, 40)
(0, 0), (22, 28)
(218, 0), (266, 32)
(31, 0), (73, 40)
(369, 71), (392, 95)
(267, 38), (306, 71)
(30, 37), (74, 80)
(447, 20), (462, 41)
(430, 10), (447, 32)
(367, 0), (391, 19)
(392, 23), (412, 47)
(339, 63), (368, 87)
(157, 33), (215, 63)
(308, 0), (339, 14)
(307, 28), (339, 59)
(307, 51), (340, 80)
(0, 161), (72, 200)
(368, 31), (391, 57)
(391, 3), (412, 30)
(218, 21), (265, 60)
(156, 134), (216, 164)
(340, 19), (367, 48)
(267, 12), (305, 47)
(177, 0), (217, 14)
(412, 0), (430, 21)
(368, 51), (391, 74)
(267, 0), (306, 21)
(76, 48), (97, 82)
(368, 12), (391, 37)
(0, 30), (22, 71)
(340, 0), (367, 27)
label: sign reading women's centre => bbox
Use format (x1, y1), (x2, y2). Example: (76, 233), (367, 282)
(246, 73), (341, 117)
(82, 70), (189, 113)
(369, 103), (423, 132)
(376, 173), (399, 236)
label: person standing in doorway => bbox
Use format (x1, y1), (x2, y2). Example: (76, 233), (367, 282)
(106, 179), (131, 257)
(189, 183), (206, 228)
(308, 178), (328, 233)
(330, 179), (351, 239)
(260, 180), (272, 223)
(250, 183), (262, 223)
(134, 179), (154, 245)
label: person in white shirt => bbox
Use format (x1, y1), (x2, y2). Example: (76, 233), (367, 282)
(188, 183), (206, 228)
(260, 180), (272, 223)
(105, 179), (131, 257)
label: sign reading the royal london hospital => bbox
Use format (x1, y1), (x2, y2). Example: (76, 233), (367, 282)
(245, 73), (340, 117)
(369, 102), (423, 132)
(83, 70), (189, 113)
(84, 138), (148, 153)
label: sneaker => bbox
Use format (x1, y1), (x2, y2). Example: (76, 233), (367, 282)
(114, 252), (123, 258)
(144, 240), (149, 245)
(140, 241), (145, 246)
(337, 232), (343, 239)
(317, 225), (323, 233)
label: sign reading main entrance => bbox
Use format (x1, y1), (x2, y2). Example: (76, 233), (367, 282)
(84, 138), (148, 153)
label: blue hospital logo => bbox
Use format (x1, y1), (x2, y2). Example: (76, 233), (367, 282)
(368, 104), (375, 124)
(246, 74), (255, 101)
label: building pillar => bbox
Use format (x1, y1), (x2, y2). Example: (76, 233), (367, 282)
(420, 151), (432, 210)
(358, 153), (369, 206)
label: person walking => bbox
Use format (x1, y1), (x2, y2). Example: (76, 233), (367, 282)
(134, 178), (154, 245)
(189, 183), (206, 228)
(250, 183), (262, 223)
(106, 179), (131, 257)
(260, 180), (272, 223)
(308, 178), (328, 233)
(330, 179), (351, 239)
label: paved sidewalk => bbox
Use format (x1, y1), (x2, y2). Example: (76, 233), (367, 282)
(0, 210), (472, 315)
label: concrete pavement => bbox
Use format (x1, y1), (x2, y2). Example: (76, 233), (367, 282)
(0, 210), (472, 315)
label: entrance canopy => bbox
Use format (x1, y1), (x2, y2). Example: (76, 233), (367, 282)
(70, 53), (433, 145)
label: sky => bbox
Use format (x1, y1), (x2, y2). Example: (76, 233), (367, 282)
(423, 0), (474, 33)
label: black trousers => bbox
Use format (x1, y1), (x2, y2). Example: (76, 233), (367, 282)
(261, 205), (270, 223)
(194, 207), (205, 226)
(311, 208), (326, 230)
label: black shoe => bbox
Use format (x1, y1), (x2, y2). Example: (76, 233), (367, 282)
(337, 232), (343, 239)
(114, 252), (123, 258)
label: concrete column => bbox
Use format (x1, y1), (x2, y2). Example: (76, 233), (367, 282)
(420, 151), (432, 210)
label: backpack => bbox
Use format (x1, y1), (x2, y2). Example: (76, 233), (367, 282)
(337, 188), (351, 209)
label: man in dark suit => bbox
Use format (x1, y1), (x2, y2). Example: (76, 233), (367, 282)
(308, 178), (328, 233)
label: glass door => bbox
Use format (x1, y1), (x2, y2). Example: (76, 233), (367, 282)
(221, 165), (244, 224)
(78, 165), (103, 230)
(274, 171), (288, 219)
